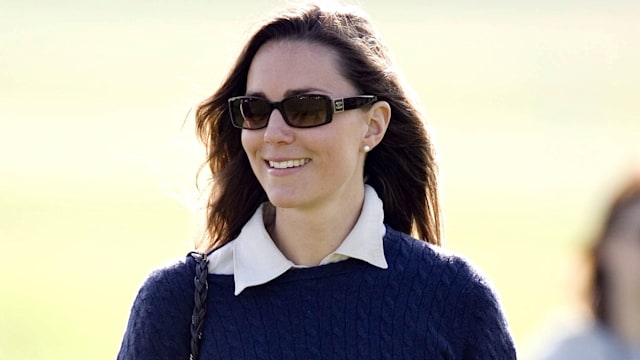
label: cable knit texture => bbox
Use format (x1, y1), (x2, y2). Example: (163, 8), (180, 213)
(117, 227), (517, 359)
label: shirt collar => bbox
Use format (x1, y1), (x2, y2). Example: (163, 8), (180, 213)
(329, 185), (387, 268)
(220, 185), (388, 295)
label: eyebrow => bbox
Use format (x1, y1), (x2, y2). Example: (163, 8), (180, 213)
(245, 87), (329, 100)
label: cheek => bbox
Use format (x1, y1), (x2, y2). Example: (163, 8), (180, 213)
(240, 132), (263, 171)
(323, 138), (364, 179)
(240, 131), (258, 155)
(602, 239), (640, 285)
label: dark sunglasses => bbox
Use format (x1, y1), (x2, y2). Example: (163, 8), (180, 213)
(228, 94), (378, 130)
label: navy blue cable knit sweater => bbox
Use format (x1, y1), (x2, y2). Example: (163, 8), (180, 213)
(117, 227), (516, 359)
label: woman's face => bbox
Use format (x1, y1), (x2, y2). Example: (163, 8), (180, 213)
(601, 198), (640, 297)
(241, 40), (370, 211)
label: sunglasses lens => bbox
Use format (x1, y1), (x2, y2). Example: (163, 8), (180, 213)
(232, 98), (270, 129)
(283, 95), (329, 127)
(230, 95), (332, 129)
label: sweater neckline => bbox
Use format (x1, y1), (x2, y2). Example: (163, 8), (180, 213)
(207, 256), (373, 285)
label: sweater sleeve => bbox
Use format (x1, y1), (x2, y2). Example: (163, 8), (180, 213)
(117, 257), (195, 360)
(457, 263), (517, 360)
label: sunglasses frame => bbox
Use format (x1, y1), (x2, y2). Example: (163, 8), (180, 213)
(228, 94), (378, 130)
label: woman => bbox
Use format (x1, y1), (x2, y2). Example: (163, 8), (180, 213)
(538, 170), (640, 359)
(117, 2), (516, 359)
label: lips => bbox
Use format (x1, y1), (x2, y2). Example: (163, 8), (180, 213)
(267, 158), (310, 169)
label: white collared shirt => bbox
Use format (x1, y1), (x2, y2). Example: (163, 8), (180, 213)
(207, 185), (388, 295)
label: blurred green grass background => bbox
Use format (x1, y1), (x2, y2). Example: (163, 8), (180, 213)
(1, 1), (639, 359)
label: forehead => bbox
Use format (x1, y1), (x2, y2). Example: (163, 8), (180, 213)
(246, 40), (356, 99)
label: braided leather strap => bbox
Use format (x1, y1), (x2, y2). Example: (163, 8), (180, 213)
(189, 252), (209, 360)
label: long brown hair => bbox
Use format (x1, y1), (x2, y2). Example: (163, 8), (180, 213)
(195, 3), (440, 251)
(589, 170), (640, 325)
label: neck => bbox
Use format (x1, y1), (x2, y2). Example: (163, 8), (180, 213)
(269, 186), (365, 266)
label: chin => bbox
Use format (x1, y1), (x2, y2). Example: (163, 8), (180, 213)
(265, 189), (311, 209)
(265, 189), (293, 205)
(266, 196), (300, 209)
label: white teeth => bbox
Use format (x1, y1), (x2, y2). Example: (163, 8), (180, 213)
(268, 159), (309, 169)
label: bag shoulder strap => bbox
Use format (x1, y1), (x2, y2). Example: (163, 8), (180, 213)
(188, 251), (209, 360)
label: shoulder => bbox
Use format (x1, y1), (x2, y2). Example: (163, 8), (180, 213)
(117, 255), (196, 360)
(128, 256), (198, 319)
(383, 226), (504, 311)
(384, 226), (488, 289)
(537, 323), (627, 360)
(541, 328), (600, 360)
(384, 226), (517, 358)
(138, 256), (196, 296)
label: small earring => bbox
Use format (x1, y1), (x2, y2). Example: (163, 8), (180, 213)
(362, 145), (371, 153)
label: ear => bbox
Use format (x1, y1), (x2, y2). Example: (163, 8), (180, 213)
(363, 100), (391, 148)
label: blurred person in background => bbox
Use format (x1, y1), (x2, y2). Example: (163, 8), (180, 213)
(537, 167), (640, 359)
(116, 1), (516, 359)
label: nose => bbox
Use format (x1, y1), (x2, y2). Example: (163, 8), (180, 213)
(263, 108), (294, 144)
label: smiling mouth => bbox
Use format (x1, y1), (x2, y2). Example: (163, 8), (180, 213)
(268, 159), (310, 169)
